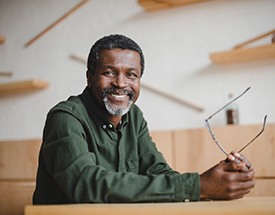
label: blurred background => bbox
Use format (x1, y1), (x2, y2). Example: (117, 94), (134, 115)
(0, 0), (274, 140)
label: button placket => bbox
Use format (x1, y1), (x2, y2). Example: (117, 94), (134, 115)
(117, 130), (125, 172)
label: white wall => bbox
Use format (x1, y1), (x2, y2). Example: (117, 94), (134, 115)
(0, 0), (274, 140)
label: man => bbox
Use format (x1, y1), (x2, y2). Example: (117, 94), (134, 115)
(33, 34), (255, 204)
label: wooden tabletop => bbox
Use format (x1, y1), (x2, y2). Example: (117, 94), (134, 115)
(25, 197), (275, 215)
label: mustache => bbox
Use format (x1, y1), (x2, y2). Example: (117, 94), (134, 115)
(103, 87), (135, 100)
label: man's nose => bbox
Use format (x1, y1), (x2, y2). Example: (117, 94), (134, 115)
(114, 74), (127, 88)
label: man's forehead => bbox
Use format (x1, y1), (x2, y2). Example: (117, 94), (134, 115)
(98, 49), (141, 63)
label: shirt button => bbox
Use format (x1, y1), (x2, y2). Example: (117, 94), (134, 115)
(108, 124), (113, 128)
(103, 125), (107, 129)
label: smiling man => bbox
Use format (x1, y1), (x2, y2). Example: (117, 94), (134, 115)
(33, 34), (255, 204)
(87, 48), (141, 125)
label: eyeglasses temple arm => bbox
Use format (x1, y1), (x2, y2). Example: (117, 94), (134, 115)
(238, 115), (267, 153)
(206, 87), (251, 121)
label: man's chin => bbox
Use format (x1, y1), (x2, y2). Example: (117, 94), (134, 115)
(107, 108), (129, 117)
(104, 102), (132, 117)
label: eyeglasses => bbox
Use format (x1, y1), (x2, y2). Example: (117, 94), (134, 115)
(205, 87), (267, 156)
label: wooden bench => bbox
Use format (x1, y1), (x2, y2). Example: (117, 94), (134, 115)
(0, 139), (41, 215)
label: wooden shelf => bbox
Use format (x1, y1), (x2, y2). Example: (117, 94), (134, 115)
(0, 35), (5, 44)
(138, 0), (211, 11)
(210, 44), (275, 64)
(210, 29), (275, 64)
(0, 72), (12, 77)
(0, 79), (48, 96)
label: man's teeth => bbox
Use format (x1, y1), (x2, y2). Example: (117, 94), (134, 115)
(111, 94), (127, 98)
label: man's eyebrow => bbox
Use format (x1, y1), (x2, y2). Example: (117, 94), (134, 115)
(100, 65), (116, 70)
(105, 65), (115, 69)
(105, 65), (140, 71)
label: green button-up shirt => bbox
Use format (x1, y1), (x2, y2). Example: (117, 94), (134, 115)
(33, 87), (200, 204)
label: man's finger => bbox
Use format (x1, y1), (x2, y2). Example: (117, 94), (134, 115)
(224, 154), (249, 172)
(233, 152), (252, 169)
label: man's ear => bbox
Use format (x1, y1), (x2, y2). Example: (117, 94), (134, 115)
(86, 70), (92, 87)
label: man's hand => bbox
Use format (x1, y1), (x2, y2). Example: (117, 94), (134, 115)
(199, 152), (255, 200)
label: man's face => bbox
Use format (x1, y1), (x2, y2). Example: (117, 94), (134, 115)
(88, 48), (142, 117)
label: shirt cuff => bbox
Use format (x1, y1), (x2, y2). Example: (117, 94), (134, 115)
(174, 172), (200, 202)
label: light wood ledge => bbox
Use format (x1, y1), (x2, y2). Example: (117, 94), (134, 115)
(25, 197), (275, 215)
(0, 79), (48, 96)
(0, 35), (5, 44)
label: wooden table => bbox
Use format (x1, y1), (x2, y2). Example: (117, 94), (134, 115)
(25, 197), (275, 215)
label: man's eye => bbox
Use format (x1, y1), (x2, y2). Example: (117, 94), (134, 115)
(127, 72), (138, 79)
(103, 71), (115, 77)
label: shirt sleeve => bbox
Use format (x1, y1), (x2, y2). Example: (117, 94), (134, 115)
(41, 107), (200, 203)
(134, 111), (201, 202)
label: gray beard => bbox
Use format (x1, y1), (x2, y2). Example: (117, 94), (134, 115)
(102, 88), (135, 116)
(103, 96), (133, 116)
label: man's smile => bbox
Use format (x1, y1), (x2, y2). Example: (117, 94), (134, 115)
(109, 93), (128, 101)
(104, 88), (134, 103)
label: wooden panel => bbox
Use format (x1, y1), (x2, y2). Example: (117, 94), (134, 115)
(0, 180), (35, 215)
(150, 130), (175, 168)
(173, 126), (218, 173)
(210, 44), (275, 64)
(0, 79), (48, 97)
(247, 179), (275, 197)
(173, 124), (275, 177)
(25, 197), (275, 215)
(0, 139), (41, 179)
